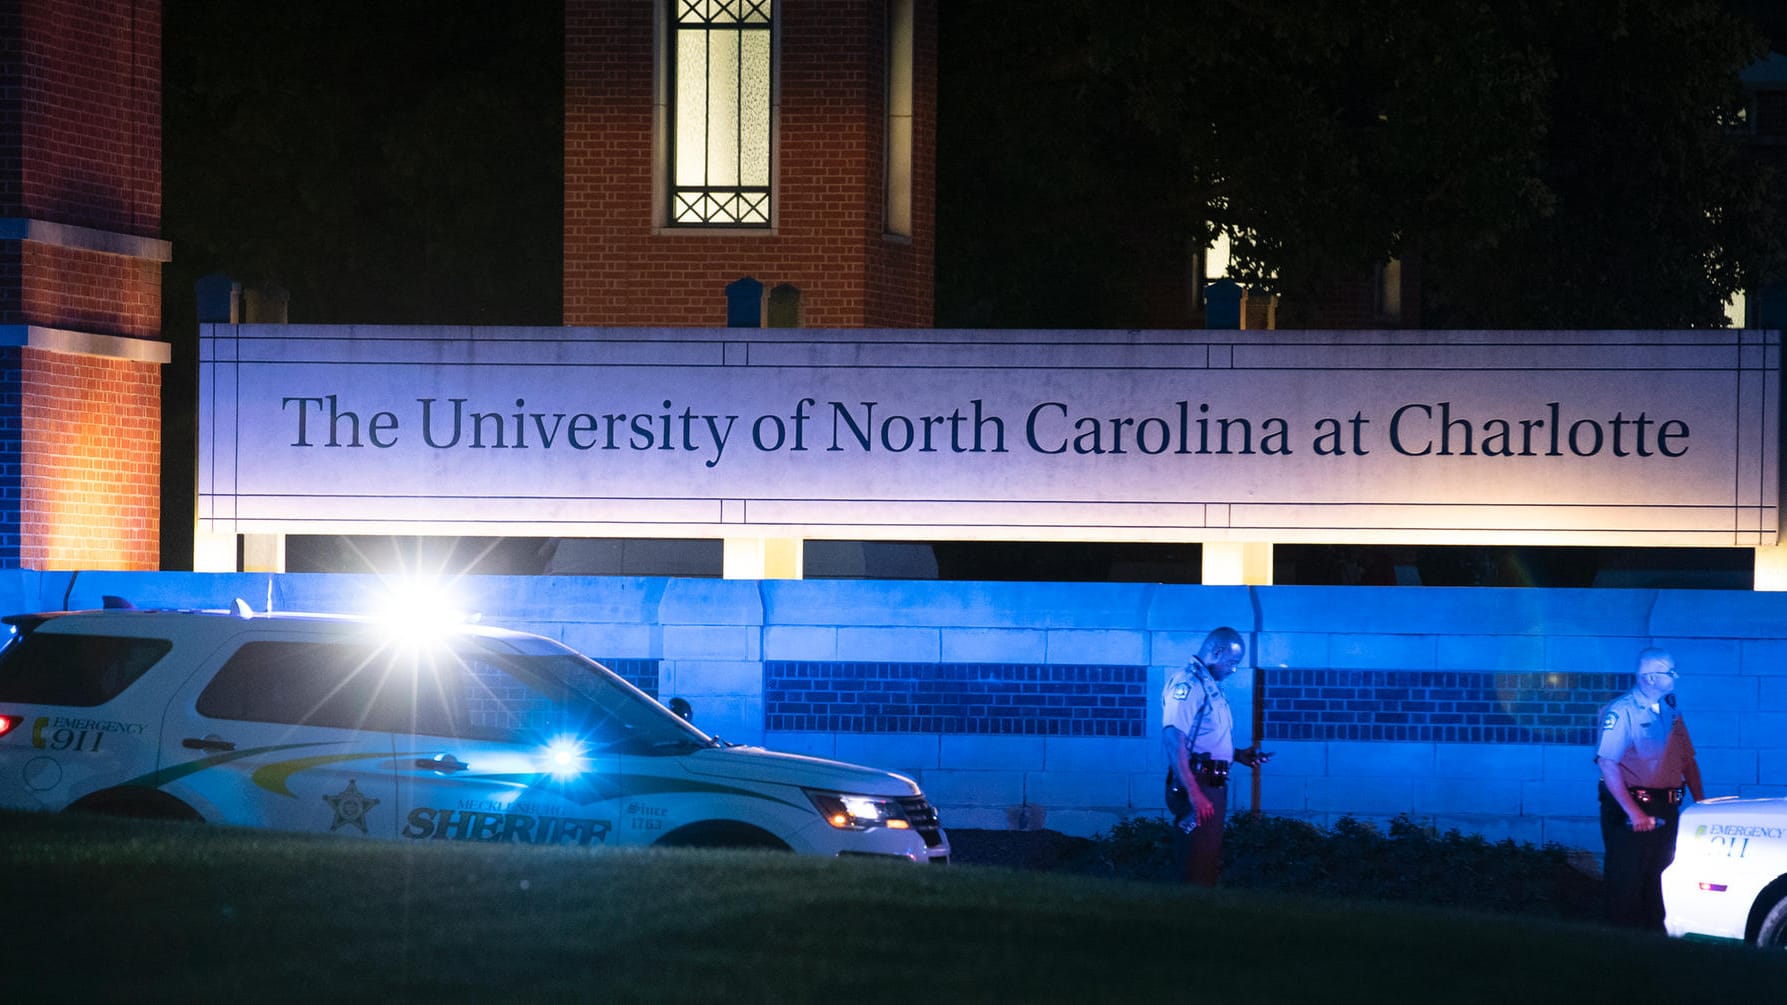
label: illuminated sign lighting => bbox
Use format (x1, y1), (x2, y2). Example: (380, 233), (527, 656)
(198, 326), (1779, 548)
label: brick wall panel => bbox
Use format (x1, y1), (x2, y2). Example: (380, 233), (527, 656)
(564, 0), (934, 328)
(13, 0), (161, 231)
(18, 243), (160, 338)
(18, 349), (159, 569)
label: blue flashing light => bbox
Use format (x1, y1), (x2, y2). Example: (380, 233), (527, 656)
(543, 737), (589, 780)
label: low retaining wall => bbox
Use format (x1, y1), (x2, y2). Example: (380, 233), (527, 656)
(3, 570), (1781, 850)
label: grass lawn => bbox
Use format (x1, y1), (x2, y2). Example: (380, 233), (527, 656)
(2, 810), (1781, 1002)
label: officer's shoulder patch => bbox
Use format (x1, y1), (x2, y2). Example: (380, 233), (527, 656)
(1600, 711), (1618, 731)
(1171, 682), (1191, 701)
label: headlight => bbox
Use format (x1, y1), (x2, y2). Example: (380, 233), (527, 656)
(805, 790), (912, 831)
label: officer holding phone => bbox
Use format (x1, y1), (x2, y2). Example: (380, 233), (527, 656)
(1162, 626), (1270, 886)
(1595, 647), (1705, 930)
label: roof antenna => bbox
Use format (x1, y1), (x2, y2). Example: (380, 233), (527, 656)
(266, 577), (274, 615)
(232, 598), (253, 619)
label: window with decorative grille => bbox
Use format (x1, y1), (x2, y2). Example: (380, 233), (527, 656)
(670, 0), (774, 226)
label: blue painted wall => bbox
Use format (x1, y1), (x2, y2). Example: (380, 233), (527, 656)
(4, 570), (1780, 849)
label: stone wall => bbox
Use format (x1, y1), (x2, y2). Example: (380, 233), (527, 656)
(5, 570), (1780, 849)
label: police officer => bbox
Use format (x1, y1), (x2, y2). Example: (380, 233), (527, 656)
(1162, 626), (1270, 885)
(1595, 647), (1704, 931)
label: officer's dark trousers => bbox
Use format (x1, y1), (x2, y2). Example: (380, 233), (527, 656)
(1168, 776), (1227, 886)
(1598, 785), (1679, 931)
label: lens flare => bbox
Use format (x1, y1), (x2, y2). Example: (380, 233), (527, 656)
(373, 577), (466, 647)
(543, 737), (588, 780)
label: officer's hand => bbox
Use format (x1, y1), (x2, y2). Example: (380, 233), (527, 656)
(1234, 747), (1274, 769)
(1629, 813), (1658, 832)
(1194, 793), (1217, 825)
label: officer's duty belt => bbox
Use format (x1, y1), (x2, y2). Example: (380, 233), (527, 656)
(1193, 756), (1230, 788)
(1629, 786), (1683, 806)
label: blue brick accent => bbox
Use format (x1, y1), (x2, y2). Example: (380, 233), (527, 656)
(764, 661), (1148, 736)
(599, 658), (662, 698)
(0, 349), (20, 567)
(1262, 668), (1627, 744)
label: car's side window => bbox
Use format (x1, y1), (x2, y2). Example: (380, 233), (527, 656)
(193, 640), (620, 742)
(0, 632), (171, 706)
(459, 655), (559, 736)
(197, 641), (426, 732)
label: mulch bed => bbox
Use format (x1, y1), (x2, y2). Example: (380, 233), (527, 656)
(945, 828), (1100, 871)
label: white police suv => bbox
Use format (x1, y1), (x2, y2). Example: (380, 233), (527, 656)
(1661, 796), (1787, 946)
(0, 602), (949, 863)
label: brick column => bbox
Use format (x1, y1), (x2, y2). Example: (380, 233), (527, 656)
(0, 0), (170, 570)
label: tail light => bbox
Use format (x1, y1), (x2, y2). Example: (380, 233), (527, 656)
(0, 714), (19, 738)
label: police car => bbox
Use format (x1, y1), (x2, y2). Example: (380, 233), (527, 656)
(0, 602), (949, 863)
(1661, 796), (1787, 946)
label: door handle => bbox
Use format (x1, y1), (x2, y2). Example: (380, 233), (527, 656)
(416, 754), (469, 773)
(182, 736), (236, 752)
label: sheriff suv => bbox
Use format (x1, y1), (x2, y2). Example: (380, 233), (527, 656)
(0, 603), (949, 863)
(1662, 796), (1787, 947)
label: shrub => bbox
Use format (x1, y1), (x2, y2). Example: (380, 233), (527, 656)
(1087, 812), (1602, 921)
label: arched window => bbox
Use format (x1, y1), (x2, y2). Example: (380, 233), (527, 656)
(767, 283), (802, 327)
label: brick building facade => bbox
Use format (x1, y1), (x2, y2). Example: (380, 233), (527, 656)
(0, 0), (169, 569)
(564, 0), (937, 328)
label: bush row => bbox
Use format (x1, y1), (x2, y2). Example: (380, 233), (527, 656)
(1065, 813), (1604, 921)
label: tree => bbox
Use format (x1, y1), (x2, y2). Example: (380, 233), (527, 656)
(940, 0), (1779, 329)
(161, 1), (563, 326)
(937, 3), (1207, 328)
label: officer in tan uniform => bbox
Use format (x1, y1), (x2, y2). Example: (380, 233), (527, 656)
(1595, 646), (1704, 930)
(1162, 626), (1270, 885)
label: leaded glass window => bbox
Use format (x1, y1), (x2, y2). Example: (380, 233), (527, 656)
(671, 0), (773, 226)
(884, 0), (914, 237)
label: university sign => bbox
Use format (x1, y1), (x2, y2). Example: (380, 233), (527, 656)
(198, 326), (1779, 546)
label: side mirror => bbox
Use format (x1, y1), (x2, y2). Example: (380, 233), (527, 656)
(667, 697), (693, 722)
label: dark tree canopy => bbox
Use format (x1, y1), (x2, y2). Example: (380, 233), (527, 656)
(163, 1), (1776, 331)
(162, 1), (563, 326)
(939, 0), (1780, 329)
